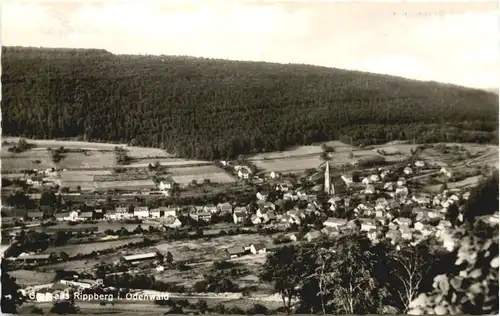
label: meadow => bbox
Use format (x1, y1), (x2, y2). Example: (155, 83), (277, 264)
(41, 237), (144, 257)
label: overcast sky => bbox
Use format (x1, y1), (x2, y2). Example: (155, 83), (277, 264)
(2, 0), (498, 89)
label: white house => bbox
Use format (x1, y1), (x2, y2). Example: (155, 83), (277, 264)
(397, 177), (407, 186)
(383, 182), (394, 191)
(134, 206), (150, 219)
(256, 192), (268, 201)
(341, 175), (353, 186)
(238, 169), (250, 179)
(158, 179), (176, 191)
(394, 217), (412, 227)
(250, 214), (262, 225)
(403, 167), (413, 175)
(360, 219), (377, 232)
(65, 210), (79, 222)
(364, 185), (376, 195)
(270, 171), (280, 179)
(249, 243), (267, 255)
(414, 161), (425, 168)
(323, 217), (348, 228)
(362, 177), (371, 185)
(370, 174), (381, 182)
(395, 186), (409, 196)
(380, 170), (390, 179)
(160, 216), (182, 228)
(440, 167), (453, 177)
(233, 211), (246, 224)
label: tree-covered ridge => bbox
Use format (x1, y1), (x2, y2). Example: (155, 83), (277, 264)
(2, 46), (498, 159)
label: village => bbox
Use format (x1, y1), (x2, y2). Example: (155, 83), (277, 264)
(1, 139), (498, 314)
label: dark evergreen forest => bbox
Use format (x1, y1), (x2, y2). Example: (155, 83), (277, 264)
(2, 46), (498, 160)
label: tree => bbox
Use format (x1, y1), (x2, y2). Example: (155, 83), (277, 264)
(307, 248), (337, 314)
(261, 245), (308, 313)
(1, 264), (25, 313)
(322, 235), (381, 314)
(165, 251), (174, 265)
(409, 222), (499, 315)
(390, 243), (433, 312)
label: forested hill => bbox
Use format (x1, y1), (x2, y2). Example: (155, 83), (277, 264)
(2, 46), (498, 159)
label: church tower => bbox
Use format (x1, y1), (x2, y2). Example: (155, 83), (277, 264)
(324, 162), (334, 195)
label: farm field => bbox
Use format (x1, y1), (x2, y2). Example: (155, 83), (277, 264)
(126, 158), (211, 168)
(252, 156), (324, 173)
(447, 175), (484, 189)
(168, 165), (237, 185)
(1, 149), (54, 171)
(94, 180), (157, 190)
(248, 141), (356, 161)
(9, 270), (56, 287)
(41, 237), (144, 257)
(48, 222), (157, 233)
(154, 234), (274, 262)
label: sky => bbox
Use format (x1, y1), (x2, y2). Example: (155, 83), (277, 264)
(2, 0), (498, 89)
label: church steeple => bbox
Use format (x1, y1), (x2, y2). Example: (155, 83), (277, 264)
(324, 161), (334, 194)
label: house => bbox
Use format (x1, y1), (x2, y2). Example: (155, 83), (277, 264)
(250, 214), (262, 225)
(328, 196), (343, 206)
(133, 206), (149, 219)
(121, 252), (158, 265)
(359, 219), (377, 232)
(367, 229), (379, 243)
(364, 185), (376, 195)
(380, 170), (390, 180)
(160, 216), (182, 228)
(79, 211), (94, 221)
(321, 226), (340, 237)
(256, 207), (270, 218)
(256, 192), (268, 201)
(403, 167), (413, 175)
(217, 202), (233, 215)
(393, 217), (412, 227)
(94, 209), (104, 219)
(27, 211), (43, 221)
(55, 213), (68, 222)
(414, 161), (425, 168)
(370, 174), (380, 182)
(280, 214), (301, 225)
(414, 223), (434, 237)
(395, 186), (409, 196)
(238, 169), (251, 179)
(149, 208), (163, 218)
(14, 253), (53, 264)
(304, 230), (322, 242)
(341, 175), (353, 186)
(412, 195), (431, 206)
(362, 177), (371, 185)
(158, 178), (176, 191)
(437, 220), (453, 230)
(440, 167), (453, 177)
(397, 177), (407, 186)
(400, 228), (413, 240)
(414, 208), (442, 222)
(233, 211), (246, 224)
(191, 210), (212, 222)
(203, 204), (218, 214)
(385, 229), (402, 245)
(270, 171), (280, 179)
(383, 182), (394, 191)
(323, 217), (348, 228)
(114, 207), (132, 220)
(249, 243), (267, 255)
(287, 209), (306, 219)
(262, 211), (277, 223)
(226, 246), (246, 259)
